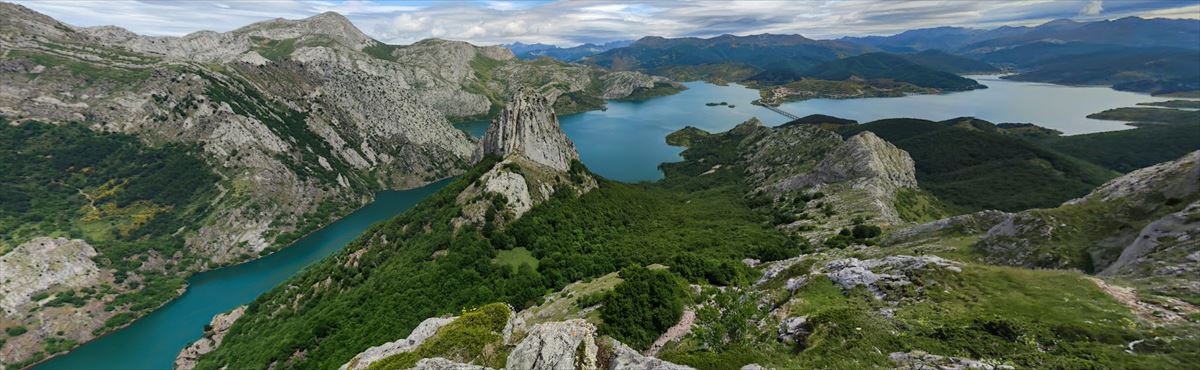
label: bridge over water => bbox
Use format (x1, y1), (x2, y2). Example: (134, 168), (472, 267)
(759, 103), (799, 120)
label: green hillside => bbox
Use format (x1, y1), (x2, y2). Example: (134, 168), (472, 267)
(838, 118), (1116, 211)
(800, 53), (985, 90)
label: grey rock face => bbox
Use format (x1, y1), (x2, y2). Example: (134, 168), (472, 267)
(889, 351), (1013, 370)
(767, 131), (918, 223)
(1101, 200), (1200, 276)
(884, 210), (1012, 246)
(0, 238), (102, 315)
(339, 316), (458, 370)
(752, 256), (806, 288)
(820, 255), (962, 300)
(977, 151), (1199, 272)
(410, 358), (493, 370)
(598, 71), (681, 99)
(777, 316), (810, 344)
(607, 338), (696, 370)
(175, 306), (247, 370)
(474, 89), (580, 172)
(507, 319), (598, 370)
(1066, 150), (1199, 206)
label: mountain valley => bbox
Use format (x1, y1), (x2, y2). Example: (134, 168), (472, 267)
(1, 2), (1198, 369)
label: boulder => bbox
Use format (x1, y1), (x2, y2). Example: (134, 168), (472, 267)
(507, 319), (599, 370)
(339, 316), (457, 370)
(410, 357), (493, 370)
(820, 255), (962, 300)
(607, 338), (695, 370)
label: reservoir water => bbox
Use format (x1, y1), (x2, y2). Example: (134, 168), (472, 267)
(39, 76), (1167, 369)
(35, 180), (451, 370)
(460, 76), (1168, 182)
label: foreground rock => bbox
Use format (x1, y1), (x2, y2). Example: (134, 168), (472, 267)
(889, 351), (1013, 370)
(175, 305), (246, 370)
(508, 320), (599, 370)
(339, 316), (457, 370)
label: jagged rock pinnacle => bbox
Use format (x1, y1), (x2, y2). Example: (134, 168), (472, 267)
(473, 89), (580, 172)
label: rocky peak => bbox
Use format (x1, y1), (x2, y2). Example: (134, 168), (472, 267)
(233, 11), (375, 50)
(474, 89), (580, 172)
(820, 131), (918, 190)
(764, 130), (917, 196)
(0, 2), (80, 41)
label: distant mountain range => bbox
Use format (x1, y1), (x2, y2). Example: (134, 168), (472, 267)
(842, 16), (1200, 94)
(841, 17), (1200, 53)
(507, 16), (1197, 95)
(502, 40), (632, 61)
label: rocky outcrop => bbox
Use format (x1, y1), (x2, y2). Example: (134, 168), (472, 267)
(175, 305), (246, 370)
(339, 316), (458, 370)
(508, 319), (599, 370)
(765, 131), (918, 223)
(770, 131), (917, 192)
(1101, 200), (1200, 277)
(608, 338), (696, 370)
(976, 151), (1199, 272)
(598, 71), (682, 99)
(884, 210), (1012, 246)
(776, 316), (811, 344)
(411, 357), (493, 370)
(474, 89), (579, 172)
(1066, 150), (1199, 206)
(889, 351), (1013, 370)
(681, 120), (920, 240)
(455, 90), (596, 228)
(0, 238), (103, 315)
(819, 255), (963, 301)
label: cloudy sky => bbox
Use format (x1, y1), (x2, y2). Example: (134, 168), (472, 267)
(13, 0), (1200, 46)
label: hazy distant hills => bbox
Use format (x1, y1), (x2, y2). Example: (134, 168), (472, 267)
(497, 16), (1197, 94)
(503, 40), (632, 61)
(750, 52), (986, 90)
(584, 33), (874, 82)
(842, 17), (1200, 53)
(843, 17), (1200, 94)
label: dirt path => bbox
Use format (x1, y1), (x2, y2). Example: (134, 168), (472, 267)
(1088, 277), (1198, 322)
(644, 309), (695, 356)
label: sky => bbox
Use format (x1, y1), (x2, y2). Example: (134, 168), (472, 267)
(13, 0), (1200, 46)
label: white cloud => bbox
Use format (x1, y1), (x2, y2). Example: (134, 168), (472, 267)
(1081, 0), (1104, 16)
(10, 0), (1197, 46)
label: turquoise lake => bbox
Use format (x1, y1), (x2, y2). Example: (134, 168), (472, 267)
(35, 180), (451, 370)
(37, 77), (1165, 369)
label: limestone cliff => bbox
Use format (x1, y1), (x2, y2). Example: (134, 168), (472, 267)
(455, 90), (596, 228)
(474, 89), (580, 172)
